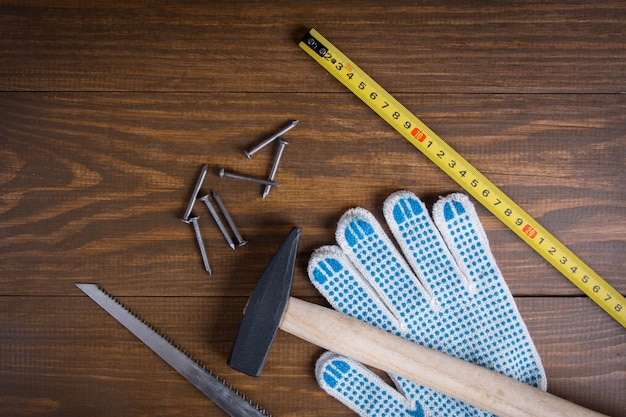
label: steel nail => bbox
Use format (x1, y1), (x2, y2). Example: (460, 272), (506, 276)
(262, 140), (288, 199)
(184, 216), (212, 275)
(211, 191), (247, 247)
(181, 164), (208, 222)
(200, 195), (236, 250)
(244, 120), (298, 158)
(219, 168), (280, 187)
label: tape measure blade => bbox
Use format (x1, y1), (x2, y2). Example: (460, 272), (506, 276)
(405, 119), (626, 325)
(300, 29), (626, 328)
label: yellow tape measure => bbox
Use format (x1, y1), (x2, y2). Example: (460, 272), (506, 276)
(299, 28), (626, 328)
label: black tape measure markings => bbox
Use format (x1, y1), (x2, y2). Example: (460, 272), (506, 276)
(299, 29), (625, 327)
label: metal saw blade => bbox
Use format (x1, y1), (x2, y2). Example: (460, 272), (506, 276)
(76, 283), (269, 417)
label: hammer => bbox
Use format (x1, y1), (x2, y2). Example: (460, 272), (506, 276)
(228, 228), (606, 417)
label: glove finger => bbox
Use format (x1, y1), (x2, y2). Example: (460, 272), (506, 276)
(431, 193), (495, 294)
(431, 193), (547, 389)
(316, 352), (426, 417)
(383, 191), (476, 308)
(334, 207), (483, 355)
(317, 352), (489, 417)
(334, 208), (439, 332)
(308, 245), (401, 335)
(309, 245), (495, 416)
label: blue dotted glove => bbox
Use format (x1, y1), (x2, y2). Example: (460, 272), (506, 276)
(308, 191), (546, 416)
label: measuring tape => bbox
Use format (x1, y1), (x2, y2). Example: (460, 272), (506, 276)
(299, 28), (626, 328)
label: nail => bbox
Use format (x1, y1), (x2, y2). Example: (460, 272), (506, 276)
(199, 195), (236, 250)
(244, 120), (298, 158)
(219, 168), (280, 187)
(211, 191), (247, 247)
(181, 164), (208, 222)
(184, 216), (211, 275)
(262, 140), (288, 199)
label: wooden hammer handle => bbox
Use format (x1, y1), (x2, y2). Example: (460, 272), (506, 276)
(281, 297), (607, 417)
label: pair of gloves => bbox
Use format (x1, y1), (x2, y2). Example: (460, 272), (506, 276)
(307, 191), (546, 416)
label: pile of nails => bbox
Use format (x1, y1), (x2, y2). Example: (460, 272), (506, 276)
(180, 120), (296, 275)
(221, 119), (296, 199)
(180, 166), (244, 276)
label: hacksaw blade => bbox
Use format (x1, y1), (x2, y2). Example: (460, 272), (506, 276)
(76, 283), (270, 417)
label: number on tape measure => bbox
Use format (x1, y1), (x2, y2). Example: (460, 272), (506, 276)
(300, 28), (626, 327)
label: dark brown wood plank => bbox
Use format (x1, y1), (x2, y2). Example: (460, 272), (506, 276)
(0, 92), (624, 298)
(0, 296), (623, 416)
(1, 1), (624, 93)
(1, 2), (624, 416)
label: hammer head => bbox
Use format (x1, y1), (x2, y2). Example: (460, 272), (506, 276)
(227, 227), (301, 377)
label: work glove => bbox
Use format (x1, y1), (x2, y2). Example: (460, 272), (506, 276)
(308, 191), (546, 416)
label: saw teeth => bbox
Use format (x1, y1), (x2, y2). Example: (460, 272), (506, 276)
(77, 283), (270, 416)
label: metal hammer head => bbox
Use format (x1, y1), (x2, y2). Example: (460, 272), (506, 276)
(227, 227), (301, 377)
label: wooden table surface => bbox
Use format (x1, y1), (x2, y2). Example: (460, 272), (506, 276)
(1, 1), (624, 416)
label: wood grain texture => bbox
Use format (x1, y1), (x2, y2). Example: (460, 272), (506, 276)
(1, 1), (624, 416)
(1, 1), (625, 93)
(1, 93), (624, 297)
(0, 297), (623, 416)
